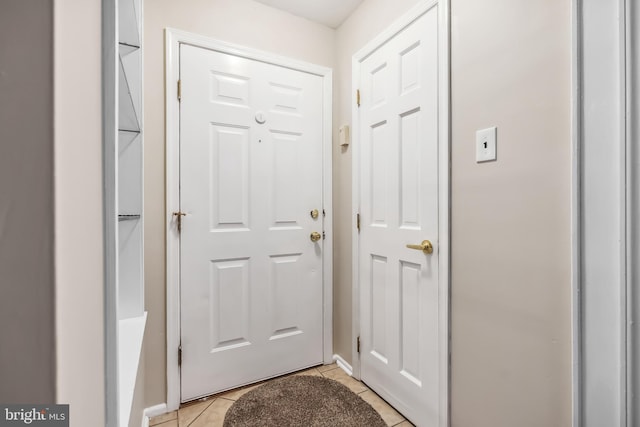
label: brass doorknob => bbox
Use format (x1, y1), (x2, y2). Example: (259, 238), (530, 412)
(310, 231), (322, 242)
(406, 240), (433, 254)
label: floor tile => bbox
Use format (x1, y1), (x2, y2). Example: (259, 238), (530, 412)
(152, 420), (178, 427)
(316, 363), (338, 373)
(178, 400), (214, 427)
(321, 366), (368, 393)
(359, 390), (406, 426)
(150, 411), (177, 426)
(216, 383), (263, 401)
(393, 420), (415, 426)
(189, 398), (234, 427)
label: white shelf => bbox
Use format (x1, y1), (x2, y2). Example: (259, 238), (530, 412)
(116, 0), (143, 324)
(107, 0), (145, 425)
(118, 312), (147, 427)
(118, 50), (141, 133)
(119, 42), (139, 56)
(118, 130), (142, 215)
(118, 219), (143, 320)
(118, 0), (140, 48)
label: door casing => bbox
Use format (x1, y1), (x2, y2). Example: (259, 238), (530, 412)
(351, 1), (450, 426)
(164, 28), (333, 411)
(575, 0), (640, 425)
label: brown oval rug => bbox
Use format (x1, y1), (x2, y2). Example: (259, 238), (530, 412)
(223, 375), (387, 427)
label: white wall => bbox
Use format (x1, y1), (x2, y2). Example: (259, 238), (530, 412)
(143, 0), (335, 407)
(54, 0), (106, 425)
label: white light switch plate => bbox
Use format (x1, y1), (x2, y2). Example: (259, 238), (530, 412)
(476, 127), (497, 162)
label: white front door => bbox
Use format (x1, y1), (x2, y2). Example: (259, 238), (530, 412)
(357, 6), (442, 426)
(179, 44), (325, 401)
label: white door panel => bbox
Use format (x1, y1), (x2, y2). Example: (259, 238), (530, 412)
(359, 7), (440, 426)
(180, 44), (324, 401)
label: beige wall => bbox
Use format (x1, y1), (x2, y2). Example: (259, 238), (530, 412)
(143, 0), (335, 406)
(0, 0), (55, 404)
(450, 0), (572, 425)
(54, 0), (106, 425)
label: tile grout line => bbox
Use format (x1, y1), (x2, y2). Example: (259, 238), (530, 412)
(149, 412), (178, 427)
(185, 399), (215, 427)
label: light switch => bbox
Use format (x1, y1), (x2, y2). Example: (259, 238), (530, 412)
(476, 127), (497, 163)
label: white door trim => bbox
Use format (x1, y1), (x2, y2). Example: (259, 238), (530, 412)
(575, 0), (640, 425)
(351, 1), (450, 425)
(164, 28), (333, 411)
(570, 0), (581, 425)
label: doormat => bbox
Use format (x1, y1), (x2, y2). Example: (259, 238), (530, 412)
(223, 375), (387, 427)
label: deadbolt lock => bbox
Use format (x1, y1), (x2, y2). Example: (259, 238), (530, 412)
(310, 231), (322, 242)
(310, 209), (319, 219)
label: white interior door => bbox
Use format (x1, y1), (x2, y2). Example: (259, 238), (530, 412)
(179, 44), (325, 401)
(358, 6), (441, 426)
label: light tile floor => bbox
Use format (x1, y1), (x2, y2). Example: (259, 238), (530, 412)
(149, 364), (414, 427)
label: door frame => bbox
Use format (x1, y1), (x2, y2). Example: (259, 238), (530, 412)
(575, 0), (639, 425)
(164, 28), (333, 411)
(350, 1), (450, 425)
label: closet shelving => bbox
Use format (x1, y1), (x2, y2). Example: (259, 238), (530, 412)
(105, 0), (146, 425)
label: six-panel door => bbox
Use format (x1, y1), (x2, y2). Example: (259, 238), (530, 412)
(358, 6), (441, 426)
(179, 44), (324, 401)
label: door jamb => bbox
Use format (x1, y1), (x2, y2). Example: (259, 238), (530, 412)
(164, 28), (333, 411)
(573, 0), (639, 424)
(571, 0), (581, 425)
(350, 1), (450, 425)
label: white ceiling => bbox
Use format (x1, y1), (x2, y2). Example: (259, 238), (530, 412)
(253, 0), (365, 28)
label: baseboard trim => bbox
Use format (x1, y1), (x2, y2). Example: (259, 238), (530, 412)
(142, 403), (168, 426)
(333, 354), (353, 376)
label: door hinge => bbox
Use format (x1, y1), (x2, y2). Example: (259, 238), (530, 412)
(356, 89), (361, 107)
(178, 346), (182, 367)
(357, 213), (361, 232)
(177, 79), (182, 101)
(173, 211), (187, 232)
(357, 336), (361, 353)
